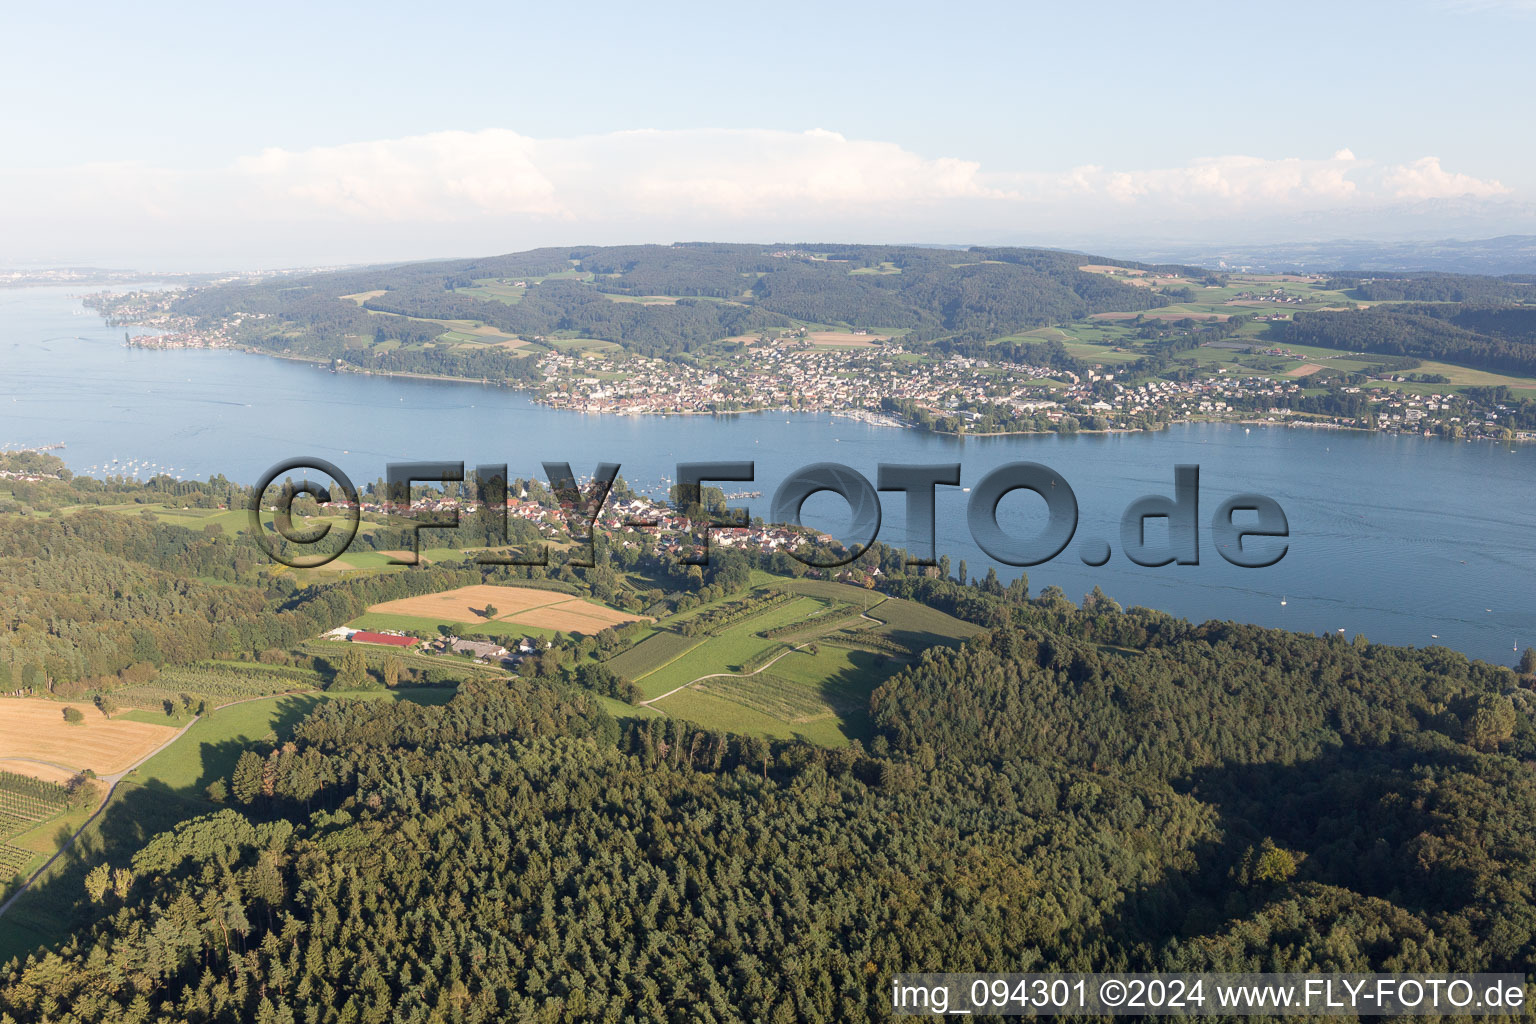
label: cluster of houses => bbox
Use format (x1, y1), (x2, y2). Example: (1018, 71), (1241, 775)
(316, 493), (566, 535)
(1231, 289), (1307, 305)
(324, 626), (545, 668)
(87, 282), (1536, 445)
(533, 344), (1071, 419)
(309, 489), (837, 565)
(85, 290), (253, 351)
(1111, 376), (1302, 420)
(532, 340), (1348, 436)
(593, 496), (830, 558)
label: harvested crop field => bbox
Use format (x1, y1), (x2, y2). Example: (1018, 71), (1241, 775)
(807, 331), (887, 346)
(515, 604), (638, 632)
(1078, 264), (1145, 275)
(366, 584), (647, 634)
(1286, 363), (1325, 377)
(0, 701), (178, 777)
(1090, 311), (1230, 322)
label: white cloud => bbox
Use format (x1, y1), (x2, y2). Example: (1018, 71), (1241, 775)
(1058, 152), (1361, 205)
(210, 130), (1513, 219)
(0, 128), (1519, 265)
(223, 128), (1007, 221)
(233, 130), (563, 221)
(1382, 156), (1510, 200)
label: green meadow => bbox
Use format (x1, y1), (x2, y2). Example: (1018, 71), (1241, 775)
(0, 687), (455, 961)
(631, 597), (827, 699)
(670, 645), (899, 746)
(615, 578), (978, 746)
(135, 688), (456, 797)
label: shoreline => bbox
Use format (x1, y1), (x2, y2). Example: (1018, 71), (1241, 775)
(105, 317), (1533, 446)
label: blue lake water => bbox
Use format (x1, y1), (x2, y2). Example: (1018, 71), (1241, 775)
(3, 284), (1534, 665)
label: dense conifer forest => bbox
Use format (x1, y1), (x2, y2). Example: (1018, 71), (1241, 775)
(1, 457), (1535, 1021)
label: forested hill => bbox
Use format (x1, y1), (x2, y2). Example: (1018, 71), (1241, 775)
(169, 243), (1196, 361)
(4, 620), (1536, 1022)
(3, 465), (1536, 1019)
(1328, 271), (1536, 305)
(159, 246), (1536, 388)
(1280, 302), (1536, 377)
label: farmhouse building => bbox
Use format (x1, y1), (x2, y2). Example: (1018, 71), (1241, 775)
(449, 638), (509, 661)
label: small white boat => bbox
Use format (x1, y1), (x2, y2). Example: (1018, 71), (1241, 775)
(1280, 596), (1287, 606)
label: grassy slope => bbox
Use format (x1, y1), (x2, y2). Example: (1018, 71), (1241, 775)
(136, 689), (454, 795)
(680, 645), (899, 746)
(0, 688), (455, 964)
(632, 597), (828, 699)
(628, 579), (979, 746)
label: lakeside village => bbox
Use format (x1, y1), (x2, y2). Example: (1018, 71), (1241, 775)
(90, 289), (1536, 442)
(537, 343), (1534, 440)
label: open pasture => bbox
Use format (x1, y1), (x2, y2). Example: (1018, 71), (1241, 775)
(601, 294), (680, 305)
(453, 279), (527, 304)
(143, 506), (249, 537)
(630, 597), (828, 699)
(1262, 341), (1536, 390)
(780, 578), (886, 608)
(635, 582), (978, 745)
(855, 595), (983, 648)
(651, 643), (901, 746)
(135, 689), (453, 795)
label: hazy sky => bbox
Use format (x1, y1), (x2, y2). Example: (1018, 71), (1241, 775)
(4, 0), (1534, 268)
